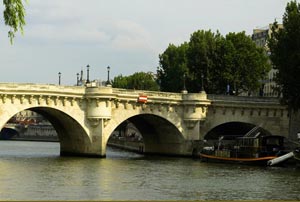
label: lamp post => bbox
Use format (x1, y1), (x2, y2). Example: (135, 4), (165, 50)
(183, 73), (186, 91)
(86, 64), (90, 83)
(76, 73), (79, 86)
(181, 73), (188, 94)
(201, 73), (204, 92)
(106, 66), (111, 85)
(58, 72), (61, 85)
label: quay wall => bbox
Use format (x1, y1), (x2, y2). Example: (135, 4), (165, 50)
(107, 138), (144, 153)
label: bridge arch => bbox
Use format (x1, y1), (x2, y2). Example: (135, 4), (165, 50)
(0, 127), (19, 139)
(105, 113), (185, 155)
(203, 121), (272, 140)
(0, 106), (92, 156)
(31, 107), (91, 155)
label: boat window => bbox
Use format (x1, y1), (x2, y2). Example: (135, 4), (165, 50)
(253, 139), (259, 147)
(237, 138), (255, 147)
(266, 138), (280, 145)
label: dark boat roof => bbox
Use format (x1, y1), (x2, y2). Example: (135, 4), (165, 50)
(209, 126), (285, 141)
(240, 131), (263, 138)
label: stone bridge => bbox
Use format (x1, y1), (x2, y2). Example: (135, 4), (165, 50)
(0, 83), (290, 157)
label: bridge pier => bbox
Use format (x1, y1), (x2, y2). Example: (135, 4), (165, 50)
(58, 88), (211, 157)
(59, 117), (111, 158)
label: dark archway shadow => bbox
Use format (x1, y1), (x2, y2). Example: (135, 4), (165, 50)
(108, 114), (185, 156)
(204, 122), (272, 140)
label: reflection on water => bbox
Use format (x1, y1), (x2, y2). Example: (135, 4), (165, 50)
(0, 141), (300, 200)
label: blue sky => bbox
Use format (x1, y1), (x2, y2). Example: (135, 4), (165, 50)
(0, 0), (294, 85)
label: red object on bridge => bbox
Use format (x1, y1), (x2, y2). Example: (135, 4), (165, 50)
(138, 95), (148, 103)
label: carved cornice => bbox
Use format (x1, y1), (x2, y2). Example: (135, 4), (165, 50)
(0, 93), (82, 107)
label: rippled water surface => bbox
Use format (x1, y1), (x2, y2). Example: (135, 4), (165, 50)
(0, 141), (300, 200)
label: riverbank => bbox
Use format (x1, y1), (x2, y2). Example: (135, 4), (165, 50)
(107, 138), (144, 153)
(9, 136), (59, 142)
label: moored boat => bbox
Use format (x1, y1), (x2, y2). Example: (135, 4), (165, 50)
(199, 129), (288, 166)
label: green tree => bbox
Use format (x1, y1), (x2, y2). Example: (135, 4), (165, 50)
(186, 30), (222, 93)
(269, 0), (300, 110)
(157, 43), (189, 92)
(112, 75), (129, 89)
(112, 72), (159, 91)
(221, 32), (270, 95)
(2, 0), (27, 43)
(128, 72), (159, 91)
(210, 36), (233, 94)
(157, 30), (270, 94)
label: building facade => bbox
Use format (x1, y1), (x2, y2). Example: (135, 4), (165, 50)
(252, 23), (283, 97)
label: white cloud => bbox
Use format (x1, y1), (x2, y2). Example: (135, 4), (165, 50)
(110, 20), (154, 52)
(111, 35), (149, 51)
(26, 24), (111, 44)
(24, 1), (155, 52)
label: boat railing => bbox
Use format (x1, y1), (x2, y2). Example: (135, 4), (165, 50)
(244, 126), (261, 137)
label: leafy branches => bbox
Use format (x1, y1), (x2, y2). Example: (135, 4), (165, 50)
(112, 72), (159, 91)
(3, 0), (27, 43)
(268, 0), (300, 110)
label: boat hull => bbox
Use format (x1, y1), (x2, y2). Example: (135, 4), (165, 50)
(199, 153), (277, 166)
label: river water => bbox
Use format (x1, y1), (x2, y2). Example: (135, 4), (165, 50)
(0, 141), (300, 200)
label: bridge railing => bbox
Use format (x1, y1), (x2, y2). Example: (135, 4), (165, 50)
(112, 88), (183, 100)
(0, 83), (283, 105)
(0, 83), (85, 94)
(207, 94), (281, 103)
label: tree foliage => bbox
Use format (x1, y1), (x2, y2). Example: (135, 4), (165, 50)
(2, 0), (26, 43)
(269, 0), (300, 110)
(112, 72), (159, 91)
(157, 43), (188, 92)
(186, 30), (222, 92)
(222, 32), (270, 94)
(157, 30), (270, 94)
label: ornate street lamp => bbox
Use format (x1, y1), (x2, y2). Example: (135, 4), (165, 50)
(201, 73), (204, 92)
(86, 64), (90, 83)
(183, 73), (186, 91)
(106, 66), (111, 85)
(58, 72), (61, 85)
(76, 73), (79, 86)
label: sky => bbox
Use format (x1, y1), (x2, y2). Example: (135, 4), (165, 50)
(0, 0), (295, 85)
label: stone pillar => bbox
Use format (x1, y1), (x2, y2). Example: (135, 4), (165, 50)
(82, 86), (114, 157)
(182, 91), (210, 132)
(180, 91), (211, 155)
(84, 119), (107, 157)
